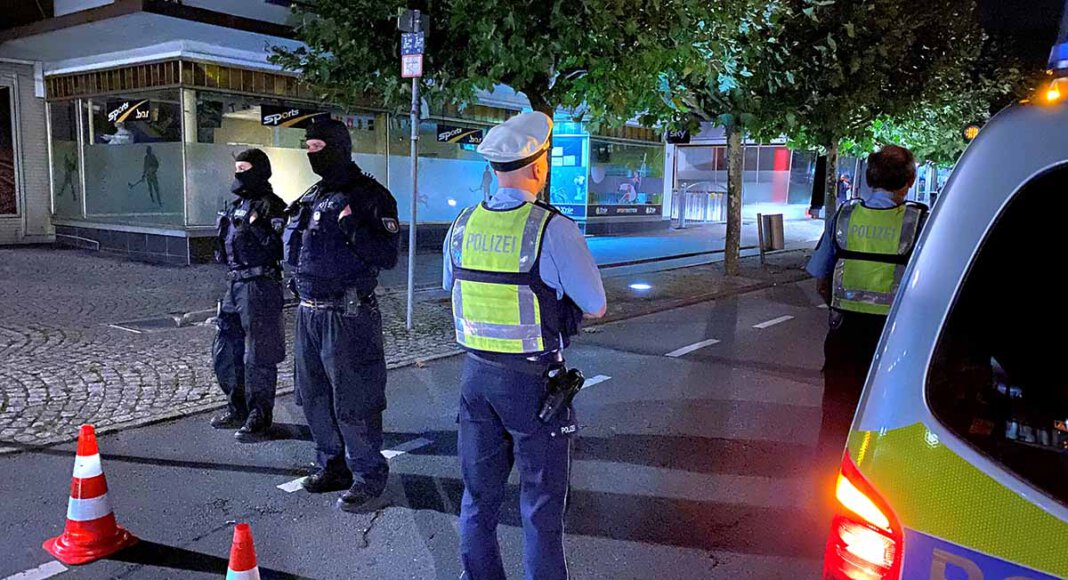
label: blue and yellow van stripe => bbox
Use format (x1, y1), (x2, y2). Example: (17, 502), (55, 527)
(846, 424), (1068, 578)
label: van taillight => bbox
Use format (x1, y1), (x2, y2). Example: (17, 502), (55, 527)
(823, 456), (903, 580)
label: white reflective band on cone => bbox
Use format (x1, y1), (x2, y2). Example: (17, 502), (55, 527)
(66, 494), (113, 522)
(72, 453), (103, 479)
(226, 567), (261, 580)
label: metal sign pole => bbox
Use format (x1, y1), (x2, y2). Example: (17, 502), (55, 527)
(399, 8), (425, 331)
(406, 75), (419, 331)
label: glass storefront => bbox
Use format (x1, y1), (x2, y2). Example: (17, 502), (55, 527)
(674, 144), (800, 219)
(49, 100), (81, 219)
(391, 119), (497, 224)
(587, 139), (665, 218)
(549, 133), (589, 219)
(80, 91), (184, 225)
(46, 65), (669, 241)
(186, 92), (389, 226)
(546, 127), (666, 222)
(788, 150), (818, 207)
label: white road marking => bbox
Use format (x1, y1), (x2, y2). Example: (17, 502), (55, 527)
(382, 437), (434, 459)
(581, 375), (611, 390)
(3, 561), (68, 580)
(107, 324), (142, 334)
(665, 339), (721, 358)
(276, 478), (306, 493)
(278, 437), (435, 493)
(753, 315), (794, 329)
(817, 303), (829, 309)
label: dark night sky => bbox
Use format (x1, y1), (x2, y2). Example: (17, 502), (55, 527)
(979, 0), (1065, 67)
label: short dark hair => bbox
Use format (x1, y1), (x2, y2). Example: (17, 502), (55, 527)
(866, 145), (916, 191)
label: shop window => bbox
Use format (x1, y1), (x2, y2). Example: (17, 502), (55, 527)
(742, 146), (760, 177)
(549, 134), (589, 217)
(0, 86), (16, 215)
(391, 119), (494, 224)
(588, 139), (664, 211)
(49, 100), (81, 219)
(186, 93), (388, 226)
(927, 165), (1068, 505)
(788, 150), (817, 206)
(81, 91), (184, 225)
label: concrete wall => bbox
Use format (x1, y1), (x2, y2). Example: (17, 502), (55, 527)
(0, 61), (52, 245)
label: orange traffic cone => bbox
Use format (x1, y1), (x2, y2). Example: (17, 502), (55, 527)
(43, 424), (137, 565)
(226, 523), (261, 579)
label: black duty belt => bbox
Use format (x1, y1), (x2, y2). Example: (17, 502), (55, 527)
(299, 292), (376, 310)
(227, 266), (280, 282)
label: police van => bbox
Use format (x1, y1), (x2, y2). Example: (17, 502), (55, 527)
(822, 42), (1068, 580)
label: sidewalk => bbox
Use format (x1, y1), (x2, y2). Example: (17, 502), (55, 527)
(0, 238), (815, 449)
(587, 218), (823, 267)
(381, 217), (825, 289)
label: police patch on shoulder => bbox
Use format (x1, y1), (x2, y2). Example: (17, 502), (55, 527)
(271, 218), (285, 233)
(382, 217), (400, 234)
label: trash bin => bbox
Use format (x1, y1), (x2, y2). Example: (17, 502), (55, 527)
(760, 214), (785, 251)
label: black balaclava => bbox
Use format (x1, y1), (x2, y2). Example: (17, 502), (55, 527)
(305, 117), (354, 184)
(231, 148), (272, 198)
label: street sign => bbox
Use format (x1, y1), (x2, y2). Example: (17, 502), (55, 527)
(401, 32), (425, 56)
(401, 54), (423, 79)
(398, 8), (427, 33)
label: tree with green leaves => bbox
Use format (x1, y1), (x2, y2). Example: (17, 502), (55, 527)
(865, 41), (1038, 167)
(655, 0), (796, 275)
(774, 0), (989, 218)
(271, 0), (696, 200)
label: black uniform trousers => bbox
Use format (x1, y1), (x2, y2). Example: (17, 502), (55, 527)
(818, 311), (887, 461)
(294, 298), (389, 495)
(212, 277), (286, 420)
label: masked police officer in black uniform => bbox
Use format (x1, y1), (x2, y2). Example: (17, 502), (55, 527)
(211, 149), (287, 442)
(284, 117), (399, 512)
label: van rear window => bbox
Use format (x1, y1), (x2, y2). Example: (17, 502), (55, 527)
(927, 166), (1068, 506)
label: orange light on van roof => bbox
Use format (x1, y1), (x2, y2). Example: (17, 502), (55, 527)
(1044, 78), (1068, 104)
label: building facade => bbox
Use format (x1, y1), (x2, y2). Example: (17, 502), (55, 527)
(0, 1), (821, 264)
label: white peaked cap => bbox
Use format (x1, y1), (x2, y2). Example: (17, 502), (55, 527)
(476, 112), (553, 171)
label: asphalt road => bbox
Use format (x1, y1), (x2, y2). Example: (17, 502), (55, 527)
(0, 280), (831, 580)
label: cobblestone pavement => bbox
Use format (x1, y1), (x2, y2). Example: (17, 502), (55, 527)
(0, 247), (456, 449)
(0, 245), (811, 449)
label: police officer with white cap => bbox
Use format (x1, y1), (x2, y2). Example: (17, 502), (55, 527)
(443, 111), (607, 580)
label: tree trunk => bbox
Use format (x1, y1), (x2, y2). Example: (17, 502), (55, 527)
(724, 121), (744, 276)
(526, 90), (555, 204)
(823, 140), (840, 229)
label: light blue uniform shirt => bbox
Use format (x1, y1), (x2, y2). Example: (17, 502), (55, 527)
(806, 189), (900, 279)
(442, 187), (607, 315)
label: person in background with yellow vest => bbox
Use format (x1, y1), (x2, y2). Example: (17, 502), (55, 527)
(808, 145), (928, 460)
(442, 111), (606, 580)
